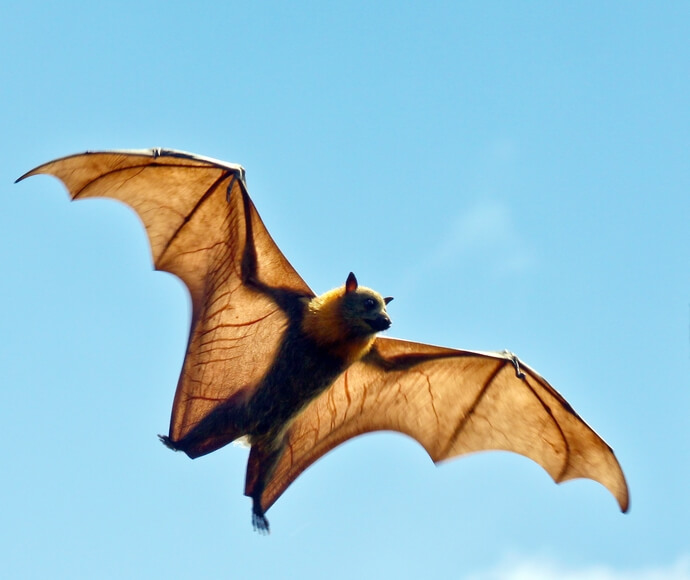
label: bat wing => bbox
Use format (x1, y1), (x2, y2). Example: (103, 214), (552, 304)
(18, 149), (313, 451)
(261, 336), (629, 514)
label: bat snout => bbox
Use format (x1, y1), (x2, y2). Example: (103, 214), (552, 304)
(367, 313), (391, 332)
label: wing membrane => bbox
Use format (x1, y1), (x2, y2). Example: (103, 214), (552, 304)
(262, 337), (629, 513)
(20, 149), (313, 443)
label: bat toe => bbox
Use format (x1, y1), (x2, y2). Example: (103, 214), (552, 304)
(158, 434), (180, 451)
(252, 511), (270, 535)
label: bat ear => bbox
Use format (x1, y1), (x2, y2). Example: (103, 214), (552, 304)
(384, 296), (394, 305)
(345, 272), (358, 293)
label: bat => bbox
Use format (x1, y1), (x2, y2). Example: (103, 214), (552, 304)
(17, 149), (629, 533)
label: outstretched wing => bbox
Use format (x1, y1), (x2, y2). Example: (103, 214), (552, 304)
(18, 149), (313, 449)
(261, 336), (629, 514)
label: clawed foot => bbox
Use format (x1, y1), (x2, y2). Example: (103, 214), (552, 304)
(252, 510), (270, 535)
(158, 434), (180, 451)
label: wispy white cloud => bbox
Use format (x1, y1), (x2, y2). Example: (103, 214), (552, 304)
(466, 555), (690, 580)
(432, 199), (534, 276)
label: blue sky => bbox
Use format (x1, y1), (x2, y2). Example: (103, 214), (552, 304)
(2, 2), (689, 578)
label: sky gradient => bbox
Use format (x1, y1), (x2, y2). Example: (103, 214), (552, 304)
(2, 2), (689, 579)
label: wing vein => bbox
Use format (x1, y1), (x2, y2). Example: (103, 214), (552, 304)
(158, 171), (231, 261)
(442, 359), (504, 458)
(519, 372), (571, 481)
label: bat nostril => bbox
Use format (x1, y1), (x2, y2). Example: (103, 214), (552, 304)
(374, 315), (391, 331)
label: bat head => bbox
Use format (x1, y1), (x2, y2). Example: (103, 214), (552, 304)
(302, 273), (393, 362)
(342, 272), (392, 336)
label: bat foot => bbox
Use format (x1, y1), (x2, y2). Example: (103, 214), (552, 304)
(252, 511), (270, 535)
(158, 434), (180, 451)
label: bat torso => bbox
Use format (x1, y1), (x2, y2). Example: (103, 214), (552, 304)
(245, 312), (348, 443)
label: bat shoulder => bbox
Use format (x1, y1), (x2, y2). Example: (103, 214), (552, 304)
(267, 287), (313, 320)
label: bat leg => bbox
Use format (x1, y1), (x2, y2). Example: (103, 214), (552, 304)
(245, 440), (286, 534)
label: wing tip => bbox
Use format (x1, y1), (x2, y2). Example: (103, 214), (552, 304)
(555, 468), (630, 514)
(599, 475), (629, 513)
(617, 486), (631, 514)
(15, 167), (42, 183)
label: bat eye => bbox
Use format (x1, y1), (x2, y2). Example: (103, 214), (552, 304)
(364, 298), (377, 310)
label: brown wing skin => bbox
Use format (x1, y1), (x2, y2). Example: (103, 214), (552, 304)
(18, 149), (313, 449)
(261, 336), (629, 514)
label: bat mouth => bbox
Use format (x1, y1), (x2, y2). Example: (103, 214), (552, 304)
(366, 314), (391, 332)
